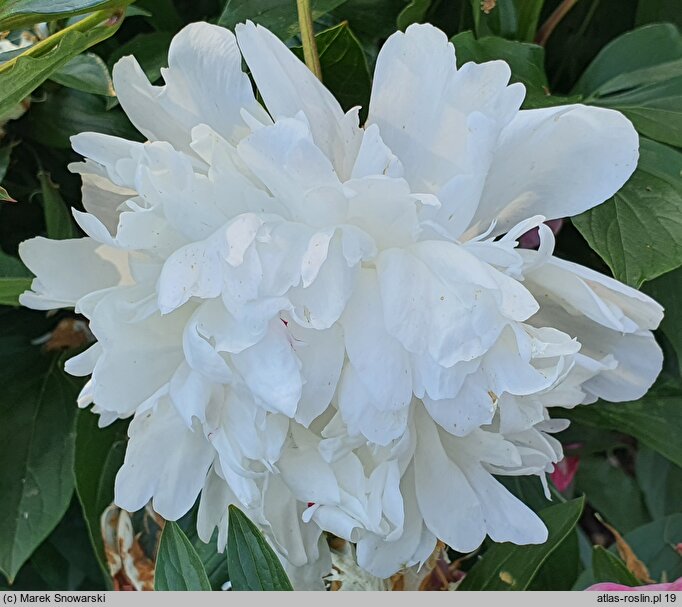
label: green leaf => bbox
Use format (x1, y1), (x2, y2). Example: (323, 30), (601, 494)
(573, 138), (682, 287)
(177, 508), (230, 591)
(27, 500), (105, 591)
(292, 23), (370, 116)
(592, 546), (641, 586)
(574, 456), (650, 533)
(397, 0), (432, 30)
(636, 0), (682, 28)
(574, 24), (682, 147)
(332, 0), (408, 47)
(457, 497), (585, 590)
(0, 277), (31, 306)
(0, 8), (128, 119)
(38, 171), (77, 240)
(635, 447), (682, 521)
(0, 0), (132, 30)
(0, 336), (80, 582)
(643, 267), (682, 371)
(74, 411), (127, 582)
(50, 53), (114, 96)
(218, 0), (347, 41)
(133, 0), (183, 32)
(227, 505), (293, 591)
(563, 387), (682, 469)
(621, 515), (682, 581)
(155, 522), (211, 591)
(27, 88), (140, 149)
(0, 250), (30, 278)
(108, 31), (173, 84)
(574, 24), (682, 97)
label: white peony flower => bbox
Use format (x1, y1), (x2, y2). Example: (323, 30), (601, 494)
(19, 21), (663, 588)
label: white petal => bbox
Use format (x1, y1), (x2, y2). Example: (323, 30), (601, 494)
(350, 124), (404, 179)
(288, 232), (358, 330)
(235, 21), (361, 179)
(197, 465), (235, 548)
(465, 104), (639, 238)
(19, 238), (125, 310)
(341, 269), (412, 410)
(278, 443), (340, 505)
(356, 465), (436, 578)
(531, 301), (662, 402)
(460, 461), (547, 545)
(337, 363), (410, 446)
(414, 407), (486, 551)
(527, 255), (663, 332)
(290, 324), (345, 426)
(113, 23), (269, 149)
(231, 322), (302, 417)
(114, 400), (213, 520)
(183, 309), (232, 383)
(237, 116), (347, 227)
(368, 24), (522, 197)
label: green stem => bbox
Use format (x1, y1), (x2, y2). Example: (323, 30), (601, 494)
(0, 6), (128, 76)
(535, 0), (580, 47)
(296, 0), (322, 80)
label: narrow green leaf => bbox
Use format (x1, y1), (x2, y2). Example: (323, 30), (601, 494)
(177, 508), (230, 591)
(0, 338), (80, 582)
(292, 23), (371, 115)
(592, 546), (641, 586)
(528, 530), (582, 591)
(514, 0), (545, 42)
(74, 411), (128, 582)
(38, 171), (77, 240)
(0, 0), (132, 30)
(0, 8), (128, 118)
(574, 514), (682, 589)
(457, 497), (585, 590)
(573, 138), (682, 287)
(155, 522), (211, 591)
(218, 0), (347, 41)
(50, 53), (114, 97)
(563, 388), (682, 468)
(0, 185), (15, 202)
(227, 505), (293, 591)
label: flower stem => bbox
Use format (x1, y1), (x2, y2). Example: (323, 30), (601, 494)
(535, 0), (580, 47)
(296, 0), (322, 80)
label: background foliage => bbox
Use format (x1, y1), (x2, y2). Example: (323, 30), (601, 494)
(0, 0), (681, 592)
